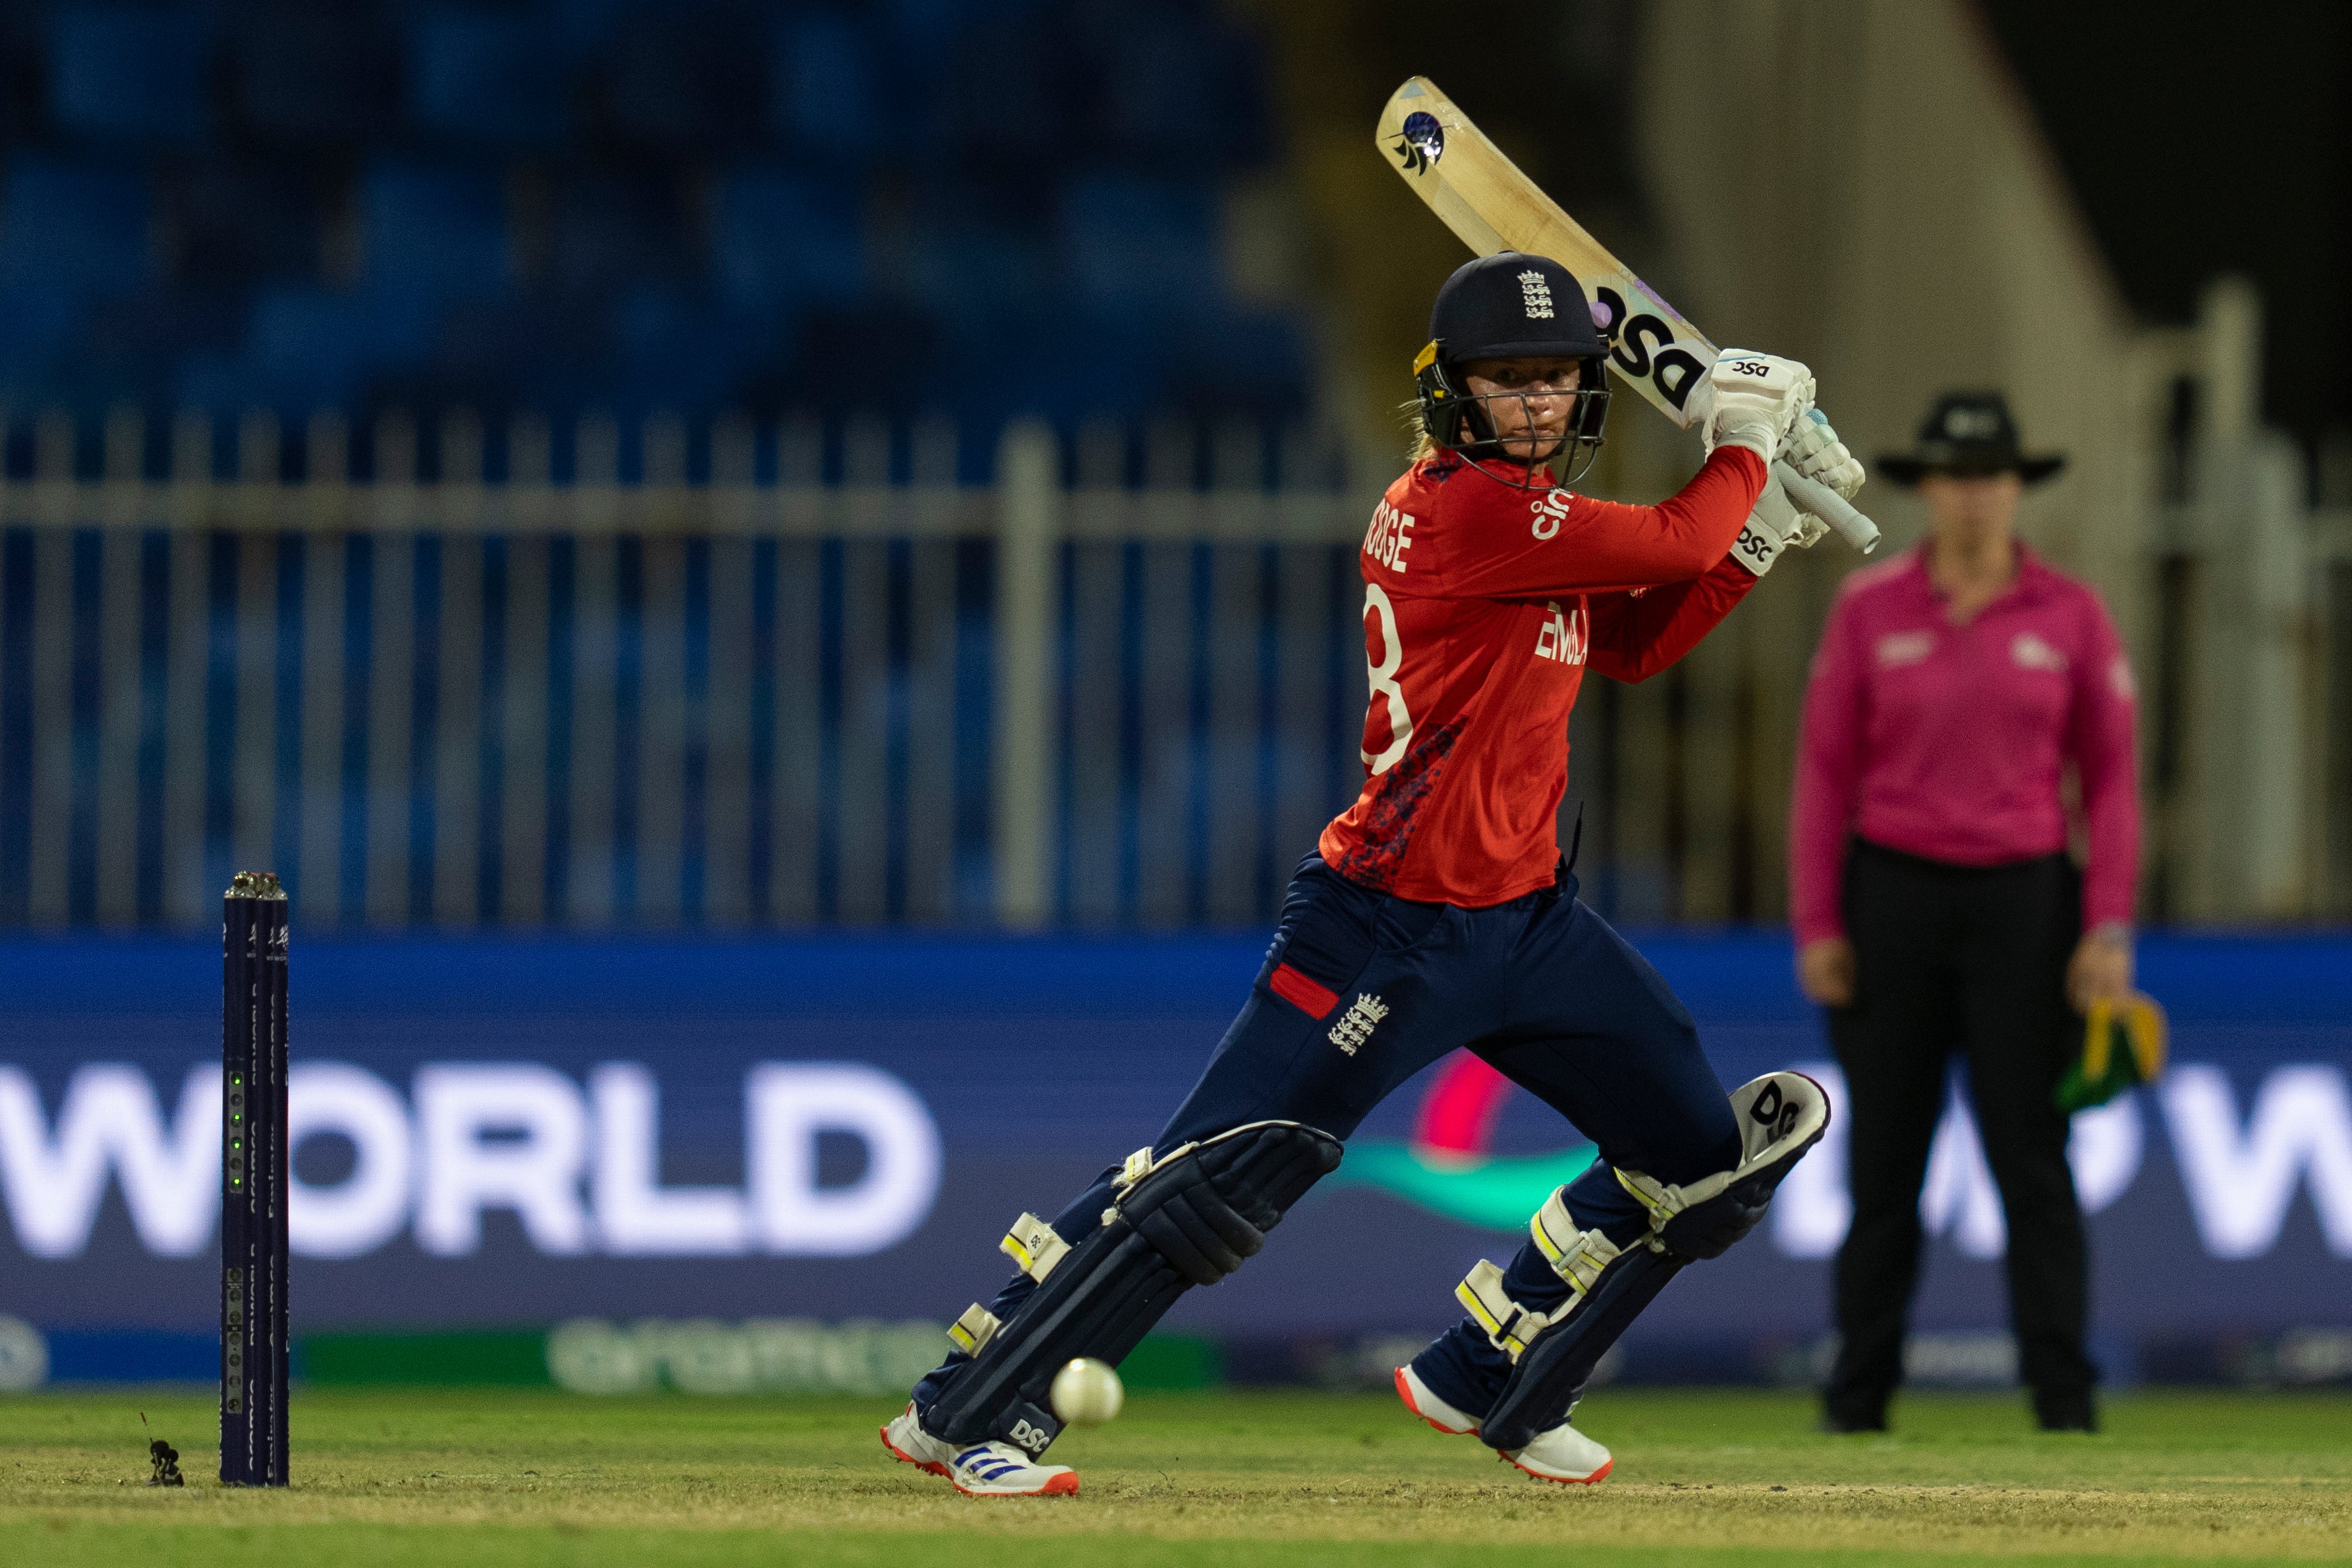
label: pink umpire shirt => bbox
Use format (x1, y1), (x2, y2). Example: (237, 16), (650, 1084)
(1789, 543), (2140, 946)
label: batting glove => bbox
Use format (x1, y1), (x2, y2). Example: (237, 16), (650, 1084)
(1700, 349), (1816, 466)
(1728, 481), (1821, 577)
(1782, 408), (1866, 500)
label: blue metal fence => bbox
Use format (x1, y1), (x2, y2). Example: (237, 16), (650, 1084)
(0, 410), (1376, 929)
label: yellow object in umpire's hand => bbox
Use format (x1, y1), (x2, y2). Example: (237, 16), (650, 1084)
(2055, 993), (2167, 1111)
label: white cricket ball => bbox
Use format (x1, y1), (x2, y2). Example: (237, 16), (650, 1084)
(1048, 1357), (1124, 1426)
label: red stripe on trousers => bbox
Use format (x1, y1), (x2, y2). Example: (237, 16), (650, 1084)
(1268, 961), (1340, 1019)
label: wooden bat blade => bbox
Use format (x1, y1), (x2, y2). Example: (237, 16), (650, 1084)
(1377, 76), (1880, 552)
(1377, 76), (1716, 428)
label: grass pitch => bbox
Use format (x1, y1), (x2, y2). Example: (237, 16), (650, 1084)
(4, 1387), (2350, 1566)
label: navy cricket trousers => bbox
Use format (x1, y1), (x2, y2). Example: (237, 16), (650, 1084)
(914, 854), (1741, 1417)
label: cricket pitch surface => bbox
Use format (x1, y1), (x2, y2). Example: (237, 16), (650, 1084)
(6, 1388), (2349, 1566)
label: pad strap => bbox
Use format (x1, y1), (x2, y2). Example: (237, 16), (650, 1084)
(1455, 1259), (1561, 1362)
(926, 1119), (1343, 1452)
(947, 1303), (1001, 1356)
(1479, 1243), (1680, 1451)
(999, 1212), (1070, 1282)
(1530, 1188), (1621, 1295)
(1616, 1073), (1832, 1230)
(1620, 1071), (1832, 1260)
(1474, 1072), (1832, 1453)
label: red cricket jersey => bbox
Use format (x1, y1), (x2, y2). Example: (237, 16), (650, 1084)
(1317, 446), (1768, 905)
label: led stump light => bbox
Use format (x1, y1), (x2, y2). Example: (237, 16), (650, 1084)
(221, 872), (290, 1487)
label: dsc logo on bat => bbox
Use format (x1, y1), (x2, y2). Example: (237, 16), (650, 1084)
(1588, 285), (1710, 411)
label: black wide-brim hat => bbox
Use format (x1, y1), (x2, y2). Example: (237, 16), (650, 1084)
(1877, 390), (2066, 485)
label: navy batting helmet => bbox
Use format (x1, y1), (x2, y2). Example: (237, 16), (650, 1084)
(1415, 252), (1611, 486)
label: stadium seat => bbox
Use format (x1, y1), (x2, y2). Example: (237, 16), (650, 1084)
(393, 294), (608, 418)
(1057, 176), (1220, 308)
(547, 0), (633, 58)
(48, 4), (212, 144)
(408, 7), (573, 149)
(602, 0), (762, 153)
(939, 301), (1162, 425)
(0, 282), (89, 389)
(882, 0), (1051, 110)
(768, 11), (881, 161)
(182, 282), (439, 412)
(1165, 304), (1309, 420)
(1092, 6), (1273, 173)
(711, 169), (863, 309)
(601, 283), (765, 416)
(73, 288), (243, 407)
(901, 220), (1054, 322)
(360, 160), (511, 296)
(931, 9), (1076, 175)
(0, 155), (153, 292)
(548, 174), (691, 299)
(227, 4), (403, 147)
(766, 299), (944, 418)
(881, 0), (1010, 54)
(0, 0), (1312, 442)
(168, 163), (320, 286)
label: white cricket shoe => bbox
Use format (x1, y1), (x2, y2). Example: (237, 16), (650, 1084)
(1394, 1367), (1613, 1484)
(878, 1403), (1079, 1498)
(1395, 1364), (1482, 1435)
(1502, 1418), (1613, 1485)
(945, 1440), (1079, 1497)
(879, 1402), (954, 1477)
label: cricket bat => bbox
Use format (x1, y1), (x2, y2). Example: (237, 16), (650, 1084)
(1377, 77), (1879, 553)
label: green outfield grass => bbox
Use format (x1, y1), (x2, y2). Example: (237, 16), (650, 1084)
(4, 1387), (2350, 1566)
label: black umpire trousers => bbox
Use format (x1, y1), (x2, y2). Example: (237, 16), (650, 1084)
(1823, 839), (2096, 1425)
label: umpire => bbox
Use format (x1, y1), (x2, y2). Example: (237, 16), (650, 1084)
(1789, 392), (2140, 1433)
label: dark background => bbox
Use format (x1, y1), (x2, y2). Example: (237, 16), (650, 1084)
(1981, 0), (2351, 459)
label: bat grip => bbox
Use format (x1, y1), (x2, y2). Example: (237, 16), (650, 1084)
(1773, 461), (1880, 554)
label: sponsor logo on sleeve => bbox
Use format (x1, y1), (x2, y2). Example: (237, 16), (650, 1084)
(1875, 629), (1935, 668)
(1529, 488), (1573, 540)
(2011, 631), (2068, 673)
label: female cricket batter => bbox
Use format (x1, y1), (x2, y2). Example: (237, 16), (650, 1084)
(882, 252), (1860, 1496)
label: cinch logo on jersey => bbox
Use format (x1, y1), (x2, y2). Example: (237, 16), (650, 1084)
(1529, 488), (1573, 540)
(1517, 269), (1554, 320)
(1363, 500), (1417, 572)
(1534, 600), (1587, 666)
(1330, 994), (1391, 1057)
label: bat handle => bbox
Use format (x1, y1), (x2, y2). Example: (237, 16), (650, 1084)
(1773, 461), (1880, 554)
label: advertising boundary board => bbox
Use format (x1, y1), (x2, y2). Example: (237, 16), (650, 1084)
(1, 932), (2348, 1388)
